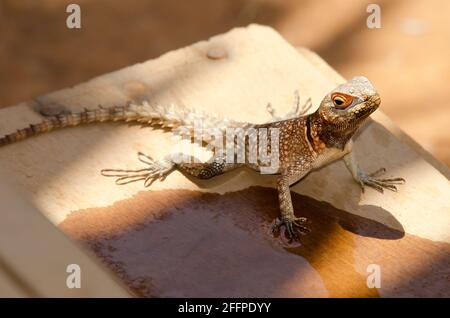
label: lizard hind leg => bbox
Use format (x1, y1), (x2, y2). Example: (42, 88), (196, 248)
(101, 152), (175, 187)
(266, 90), (312, 121)
(101, 152), (241, 186)
(176, 157), (242, 180)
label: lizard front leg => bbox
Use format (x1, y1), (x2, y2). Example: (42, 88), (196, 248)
(272, 174), (310, 242)
(343, 151), (405, 193)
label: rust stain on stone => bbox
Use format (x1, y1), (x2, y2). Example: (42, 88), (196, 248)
(59, 187), (450, 298)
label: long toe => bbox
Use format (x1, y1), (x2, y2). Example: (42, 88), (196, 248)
(378, 177), (406, 183)
(365, 180), (384, 193)
(293, 221), (310, 233)
(369, 167), (386, 178)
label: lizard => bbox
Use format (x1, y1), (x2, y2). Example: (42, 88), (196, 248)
(0, 76), (404, 241)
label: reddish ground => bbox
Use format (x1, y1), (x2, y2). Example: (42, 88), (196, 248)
(60, 187), (450, 297)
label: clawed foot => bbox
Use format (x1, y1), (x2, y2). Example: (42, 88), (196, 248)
(267, 90), (312, 121)
(101, 152), (174, 187)
(358, 168), (405, 193)
(272, 216), (310, 242)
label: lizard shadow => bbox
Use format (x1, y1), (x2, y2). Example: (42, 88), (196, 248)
(179, 168), (406, 241)
(60, 185), (408, 297)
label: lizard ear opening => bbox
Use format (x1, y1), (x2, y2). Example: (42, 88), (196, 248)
(331, 93), (353, 109)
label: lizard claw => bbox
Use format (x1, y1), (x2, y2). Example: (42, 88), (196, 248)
(358, 167), (405, 193)
(267, 90), (312, 121)
(272, 216), (310, 242)
(101, 152), (174, 187)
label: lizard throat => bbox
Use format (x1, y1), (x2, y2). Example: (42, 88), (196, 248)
(306, 115), (326, 153)
(308, 111), (359, 151)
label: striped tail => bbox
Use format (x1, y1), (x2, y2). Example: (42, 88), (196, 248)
(0, 101), (249, 147)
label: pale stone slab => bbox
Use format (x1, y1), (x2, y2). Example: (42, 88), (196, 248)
(0, 24), (448, 246)
(0, 175), (130, 297)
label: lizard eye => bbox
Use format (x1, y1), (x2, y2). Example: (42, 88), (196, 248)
(331, 93), (353, 109)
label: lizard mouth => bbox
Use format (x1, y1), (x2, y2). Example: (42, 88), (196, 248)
(348, 94), (380, 118)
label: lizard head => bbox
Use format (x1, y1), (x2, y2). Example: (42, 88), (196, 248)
(318, 76), (380, 130)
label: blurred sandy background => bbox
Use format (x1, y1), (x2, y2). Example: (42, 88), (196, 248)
(0, 0), (448, 165)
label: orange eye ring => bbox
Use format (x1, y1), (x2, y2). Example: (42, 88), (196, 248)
(331, 93), (353, 109)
